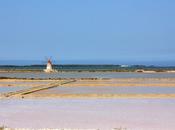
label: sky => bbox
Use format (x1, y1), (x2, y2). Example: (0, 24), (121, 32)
(0, 0), (175, 65)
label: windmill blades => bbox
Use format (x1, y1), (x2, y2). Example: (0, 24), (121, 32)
(45, 56), (53, 62)
(53, 60), (57, 65)
(41, 56), (49, 65)
(43, 56), (57, 65)
(50, 56), (57, 65)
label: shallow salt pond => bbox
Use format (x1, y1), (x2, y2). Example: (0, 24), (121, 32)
(34, 86), (175, 94)
(1, 72), (175, 78)
(1, 84), (175, 95)
(0, 98), (175, 130)
(0, 81), (51, 84)
(0, 86), (31, 93)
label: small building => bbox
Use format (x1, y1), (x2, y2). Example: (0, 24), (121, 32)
(44, 59), (58, 73)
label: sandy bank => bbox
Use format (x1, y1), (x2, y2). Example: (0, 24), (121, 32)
(1, 78), (175, 99)
(1, 94), (175, 99)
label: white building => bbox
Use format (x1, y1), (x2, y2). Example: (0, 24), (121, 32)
(44, 59), (58, 73)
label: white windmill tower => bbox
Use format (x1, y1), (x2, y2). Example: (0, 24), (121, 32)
(44, 58), (58, 73)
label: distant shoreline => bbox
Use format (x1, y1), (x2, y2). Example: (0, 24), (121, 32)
(0, 64), (175, 73)
(1, 69), (175, 73)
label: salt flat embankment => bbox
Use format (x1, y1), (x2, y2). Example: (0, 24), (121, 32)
(1, 78), (175, 99)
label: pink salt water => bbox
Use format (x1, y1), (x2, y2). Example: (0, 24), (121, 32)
(0, 99), (175, 130)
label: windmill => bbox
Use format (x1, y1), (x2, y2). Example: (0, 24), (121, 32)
(43, 57), (58, 73)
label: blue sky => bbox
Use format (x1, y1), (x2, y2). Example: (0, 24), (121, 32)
(0, 0), (175, 65)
